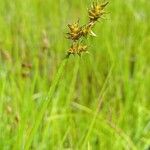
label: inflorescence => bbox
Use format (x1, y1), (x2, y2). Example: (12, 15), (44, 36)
(66, 1), (109, 56)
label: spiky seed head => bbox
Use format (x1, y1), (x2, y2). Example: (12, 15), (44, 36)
(66, 1), (109, 57)
(88, 1), (108, 22)
(67, 21), (82, 41)
(68, 43), (87, 56)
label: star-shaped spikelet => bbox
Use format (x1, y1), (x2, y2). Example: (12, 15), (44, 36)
(67, 21), (82, 41)
(88, 1), (109, 22)
(68, 43), (87, 56)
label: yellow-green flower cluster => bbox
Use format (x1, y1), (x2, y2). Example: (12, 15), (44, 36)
(88, 1), (109, 22)
(66, 1), (109, 56)
(68, 43), (87, 55)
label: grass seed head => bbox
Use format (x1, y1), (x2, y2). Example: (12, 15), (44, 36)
(68, 43), (87, 56)
(66, 1), (109, 57)
(67, 21), (82, 41)
(88, 1), (109, 22)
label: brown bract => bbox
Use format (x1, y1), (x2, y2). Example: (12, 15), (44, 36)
(82, 22), (95, 37)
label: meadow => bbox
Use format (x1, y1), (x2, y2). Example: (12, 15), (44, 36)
(0, 0), (150, 149)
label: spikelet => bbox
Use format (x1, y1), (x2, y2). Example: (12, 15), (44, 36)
(68, 43), (87, 56)
(67, 21), (82, 41)
(88, 1), (109, 22)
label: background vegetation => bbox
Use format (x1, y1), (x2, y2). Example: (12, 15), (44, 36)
(0, 0), (150, 149)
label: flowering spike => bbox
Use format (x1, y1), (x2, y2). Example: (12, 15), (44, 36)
(67, 43), (88, 56)
(66, 1), (109, 57)
(88, 1), (109, 22)
(67, 21), (82, 41)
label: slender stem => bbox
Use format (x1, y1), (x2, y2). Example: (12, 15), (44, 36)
(25, 58), (68, 150)
(81, 64), (114, 148)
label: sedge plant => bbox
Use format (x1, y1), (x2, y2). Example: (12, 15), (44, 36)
(25, 1), (109, 149)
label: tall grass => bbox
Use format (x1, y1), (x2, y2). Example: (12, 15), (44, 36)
(25, 58), (68, 150)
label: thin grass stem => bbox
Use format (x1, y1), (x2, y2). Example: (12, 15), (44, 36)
(25, 58), (68, 150)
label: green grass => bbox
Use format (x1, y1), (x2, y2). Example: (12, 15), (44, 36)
(0, 0), (150, 149)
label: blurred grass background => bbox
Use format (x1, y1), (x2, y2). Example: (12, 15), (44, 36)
(0, 0), (150, 149)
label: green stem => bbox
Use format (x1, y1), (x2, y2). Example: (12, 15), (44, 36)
(25, 58), (68, 150)
(81, 64), (114, 148)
